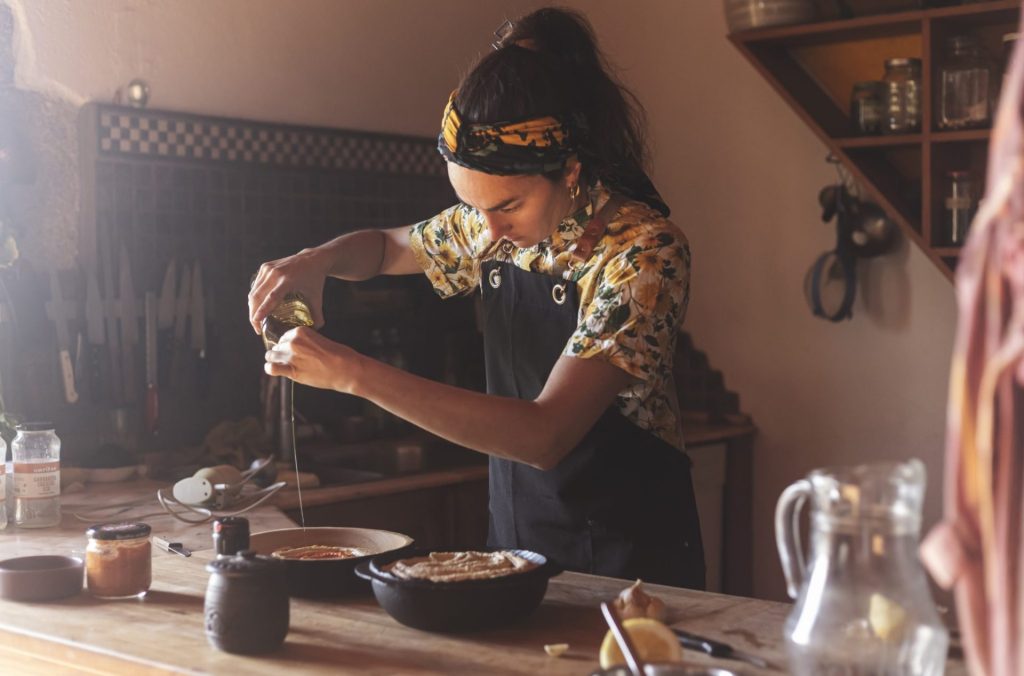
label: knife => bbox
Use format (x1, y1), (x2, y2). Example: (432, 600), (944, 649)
(144, 292), (158, 436)
(672, 628), (775, 671)
(157, 259), (177, 387)
(169, 261), (191, 390)
(46, 270), (79, 404)
(119, 245), (138, 404)
(85, 268), (108, 402)
(189, 262), (208, 397)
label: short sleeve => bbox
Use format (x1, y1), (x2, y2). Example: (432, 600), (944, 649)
(565, 229), (691, 383)
(408, 203), (490, 298)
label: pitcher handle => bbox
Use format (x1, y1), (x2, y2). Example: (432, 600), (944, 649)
(775, 478), (812, 600)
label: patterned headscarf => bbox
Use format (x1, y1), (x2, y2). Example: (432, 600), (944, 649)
(437, 90), (576, 176)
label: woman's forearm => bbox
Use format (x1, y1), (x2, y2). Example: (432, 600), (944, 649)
(315, 226), (419, 281)
(351, 356), (559, 469)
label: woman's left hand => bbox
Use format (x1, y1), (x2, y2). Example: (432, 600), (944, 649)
(264, 327), (362, 393)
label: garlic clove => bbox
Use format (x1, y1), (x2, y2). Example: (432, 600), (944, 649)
(614, 579), (667, 622)
(544, 643), (569, 657)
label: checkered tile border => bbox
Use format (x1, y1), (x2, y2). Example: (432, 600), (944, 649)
(97, 106), (446, 177)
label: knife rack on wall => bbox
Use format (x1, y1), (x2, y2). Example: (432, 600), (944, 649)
(13, 103), (469, 458)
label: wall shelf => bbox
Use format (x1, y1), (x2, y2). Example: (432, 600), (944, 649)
(730, 0), (1020, 281)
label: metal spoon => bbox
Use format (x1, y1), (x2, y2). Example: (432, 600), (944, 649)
(600, 601), (645, 676)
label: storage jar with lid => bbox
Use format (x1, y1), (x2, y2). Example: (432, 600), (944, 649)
(882, 57), (921, 134)
(939, 35), (994, 130)
(85, 522), (152, 598)
(12, 423), (61, 528)
(205, 549), (289, 654)
(850, 81), (885, 135)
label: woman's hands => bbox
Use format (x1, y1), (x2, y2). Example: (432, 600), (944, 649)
(264, 327), (363, 394)
(248, 248), (331, 334)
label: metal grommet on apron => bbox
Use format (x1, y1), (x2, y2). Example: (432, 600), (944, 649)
(501, 241), (515, 255)
(488, 268), (502, 289)
(551, 283), (567, 305)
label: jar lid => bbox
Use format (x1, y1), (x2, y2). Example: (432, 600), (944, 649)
(212, 516), (249, 533)
(206, 549), (284, 576)
(885, 57), (921, 69)
(1004, 33), (1020, 43)
(86, 522), (152, 541)
(946, 34), (979, 47)
(16, 422), (55, 432)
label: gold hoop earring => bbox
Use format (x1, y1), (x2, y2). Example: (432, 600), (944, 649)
(569, 182), (580, 202)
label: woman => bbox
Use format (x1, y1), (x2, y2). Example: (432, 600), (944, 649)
(249, 8), (704, 589)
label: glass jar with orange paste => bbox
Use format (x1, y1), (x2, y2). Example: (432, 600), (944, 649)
(85, 522), (152, 598)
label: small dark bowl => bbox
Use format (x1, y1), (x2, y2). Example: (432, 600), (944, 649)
(249, 527), (413, 599)
(0, 555), (84, 602)
(355, 548), (560, 633)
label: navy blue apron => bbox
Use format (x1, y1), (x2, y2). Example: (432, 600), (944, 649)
(480, 200), (706, 589)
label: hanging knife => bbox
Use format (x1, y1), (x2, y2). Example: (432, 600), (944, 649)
(46, 270), (79, 404)
(157, 259), (177, 386)
(144, 292), (158, 436)
(169, 262), (191, 390)
(189, 262), (208, 396)
(672, 628), (776, 671)
(119, 245), (138, 404)
(85, 268), (108, 403)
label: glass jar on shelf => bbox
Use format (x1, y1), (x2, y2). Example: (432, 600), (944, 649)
(940, 35), (994, 130)
(850, 81), (885, 135)
(944, 170), (977, 246)
(882, 57), (921, 134)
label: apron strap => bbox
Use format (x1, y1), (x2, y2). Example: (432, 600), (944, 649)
(568, 193), (627, 274)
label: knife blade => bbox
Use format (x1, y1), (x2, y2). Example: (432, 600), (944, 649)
(144, 292), (158, 436)
(189, 262), (209, 397)
(157, 259), (177, 330)
(85, 268), (108, 402)
(119, 245), (138, 404)
(168, 261), (191, 390)
(672, 628), (774, 671)
(46, 270), (79, 404)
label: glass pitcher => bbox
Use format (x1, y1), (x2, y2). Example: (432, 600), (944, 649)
(775, 459), (948, 675)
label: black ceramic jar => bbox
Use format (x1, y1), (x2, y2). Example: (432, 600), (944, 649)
(204, 550), (289, 654)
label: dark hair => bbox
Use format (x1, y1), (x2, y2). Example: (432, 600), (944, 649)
(454, 7), (649, 189)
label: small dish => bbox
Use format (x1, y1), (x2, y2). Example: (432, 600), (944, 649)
(0, 555), (84, 602)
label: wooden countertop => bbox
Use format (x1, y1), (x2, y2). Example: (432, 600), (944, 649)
(0, 475), (962, 675)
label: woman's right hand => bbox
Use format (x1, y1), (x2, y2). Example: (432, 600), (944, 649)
(248, 247), (331, 334)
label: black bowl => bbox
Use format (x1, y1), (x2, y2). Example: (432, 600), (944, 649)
(250, 527), (413, 598)
(355, 548), (560, 633)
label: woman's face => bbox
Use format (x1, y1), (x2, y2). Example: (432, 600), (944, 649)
(447, 159), (581, 248)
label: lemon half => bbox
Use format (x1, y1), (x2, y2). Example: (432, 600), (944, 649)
(599, 617), (684, 669)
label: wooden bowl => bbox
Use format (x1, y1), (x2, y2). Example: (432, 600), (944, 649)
(249, 527), (413, 598)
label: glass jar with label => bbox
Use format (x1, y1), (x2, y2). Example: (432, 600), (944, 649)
(850, 81), (885, 135)
(944, 171), (977, 246)
(882, 57), (922, 134)
(85, 522), (152, 598)
(12, 424), (60, 528)
(940, 35), (994, 130)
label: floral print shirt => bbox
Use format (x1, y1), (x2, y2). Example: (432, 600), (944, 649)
(408, 185), (691, 450)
